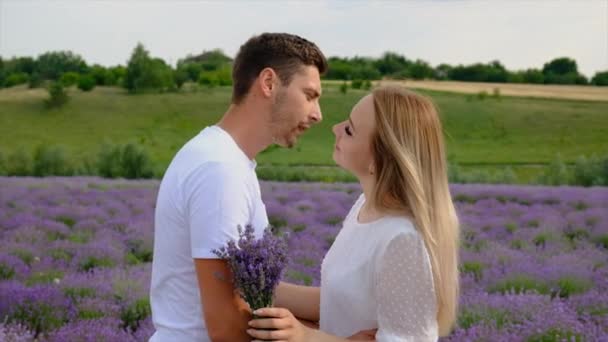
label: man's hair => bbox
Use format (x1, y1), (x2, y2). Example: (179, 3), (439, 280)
(231, 33), (327, 104)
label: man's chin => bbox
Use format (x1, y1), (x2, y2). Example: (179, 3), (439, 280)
(273, 139), (295, 149)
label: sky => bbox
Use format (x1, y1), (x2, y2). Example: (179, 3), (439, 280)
(0, 0), (606, 77)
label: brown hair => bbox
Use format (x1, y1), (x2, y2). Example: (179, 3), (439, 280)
(231, 33), (327, 104)
(370, 86), (460, 336)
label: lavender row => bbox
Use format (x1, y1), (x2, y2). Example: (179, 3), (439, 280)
(0, 177), (606, 340)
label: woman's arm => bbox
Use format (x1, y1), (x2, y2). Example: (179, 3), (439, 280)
(273, 281), (320, 322)
(247, 307), (375, 342)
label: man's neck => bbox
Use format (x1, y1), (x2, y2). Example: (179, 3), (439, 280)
(217, 104), (273, 160)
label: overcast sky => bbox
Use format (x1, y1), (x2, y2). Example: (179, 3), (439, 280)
(1, 0), (606, 77)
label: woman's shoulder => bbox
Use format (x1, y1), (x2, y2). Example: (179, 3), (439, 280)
(375, 214), (418, 237)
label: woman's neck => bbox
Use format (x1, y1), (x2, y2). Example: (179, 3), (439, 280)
(358, 175), (412, 223)
(358, 175), (384, 223)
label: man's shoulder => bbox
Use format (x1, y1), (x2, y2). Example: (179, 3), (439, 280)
(179, 126), (247, 165)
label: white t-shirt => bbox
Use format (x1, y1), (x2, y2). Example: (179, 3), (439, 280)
(320, 194), (438, 342)
(149, 125), (269, 342)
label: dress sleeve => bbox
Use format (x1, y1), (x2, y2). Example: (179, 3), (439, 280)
(374, 232), (438, 342)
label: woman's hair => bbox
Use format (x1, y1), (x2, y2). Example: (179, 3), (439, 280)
(370, 85), (460, 336)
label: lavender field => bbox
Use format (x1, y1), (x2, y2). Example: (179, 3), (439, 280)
(0, 177), (607, 341)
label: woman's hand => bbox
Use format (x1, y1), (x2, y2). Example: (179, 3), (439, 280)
(247, 307), (312, 342)
(347, 329), (377, 340)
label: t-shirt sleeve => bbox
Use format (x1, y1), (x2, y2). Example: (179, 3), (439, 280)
(182, 162), (253, 259)
(374, 232), (438, 342)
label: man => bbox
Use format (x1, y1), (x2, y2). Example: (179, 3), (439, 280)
(149, 33), (327, 342)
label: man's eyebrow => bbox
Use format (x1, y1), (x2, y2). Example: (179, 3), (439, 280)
(305, 87), (321, 98)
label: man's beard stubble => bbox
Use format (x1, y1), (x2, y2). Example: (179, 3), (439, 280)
(269, 91), (297, 148)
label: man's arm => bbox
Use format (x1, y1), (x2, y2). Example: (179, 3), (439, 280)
(195, 259), (252, 342)
(273, 281), (320, 322)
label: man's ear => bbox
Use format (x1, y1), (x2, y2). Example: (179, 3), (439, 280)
(258, 67), (278, 98)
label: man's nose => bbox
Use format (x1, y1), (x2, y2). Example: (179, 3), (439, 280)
(311, 103), (322, 123)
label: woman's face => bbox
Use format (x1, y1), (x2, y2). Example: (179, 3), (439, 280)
(332, 94), (376, 179)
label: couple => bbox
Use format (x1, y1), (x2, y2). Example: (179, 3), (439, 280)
(149, 33), (459, 342)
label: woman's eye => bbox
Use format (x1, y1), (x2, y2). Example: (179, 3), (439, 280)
(345, 126), (352, 136)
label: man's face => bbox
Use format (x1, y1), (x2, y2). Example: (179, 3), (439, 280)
(269, 65), (322, 148)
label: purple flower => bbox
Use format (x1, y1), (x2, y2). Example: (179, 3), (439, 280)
(213, 224), (289, 312)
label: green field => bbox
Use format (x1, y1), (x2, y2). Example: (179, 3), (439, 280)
(1, 83), (606, 182)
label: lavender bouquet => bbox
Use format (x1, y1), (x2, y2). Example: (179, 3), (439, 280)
(212, 224), (289, 315)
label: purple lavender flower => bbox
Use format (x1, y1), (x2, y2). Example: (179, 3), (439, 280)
(0, 322), (35, 342)
(213, 224), (289, 312)
(1, 177), (607, 339)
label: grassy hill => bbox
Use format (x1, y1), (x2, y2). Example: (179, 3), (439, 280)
(1, 83), (606, 182)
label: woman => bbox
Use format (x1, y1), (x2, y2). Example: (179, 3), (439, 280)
(248, 85), (460, 341)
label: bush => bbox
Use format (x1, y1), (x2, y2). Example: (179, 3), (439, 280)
(59, 72), (80, 87)
(538, 154), (570, 185)
(572, 154), (607, 186)
(28, 73), (43, 88)
(4, 72), (29, 87)
(198, 66), (232, 87)
(492, 87), (501, 99)
(448, 163), (517, 184)
(44, 82), (69, 108)
(121, 143), (154, 178)
(173, 69), (188, 89)
(477, 91), (488, 100)
(340, 82), (348, 94)
(198, 71), (219, 87)
(6, 148), (32, 176)
(97, 142), (154, 179)
(1, 283), (73, 336)
(77, 74), (96, 91)
(351, 79), (363, 89)
(120, 298), (151, 331)
(0, 151), (6, 176)
(32, 145), (74, 176)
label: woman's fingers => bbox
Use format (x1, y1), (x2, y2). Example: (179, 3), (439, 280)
(247, 327), (290, 340)
(253, 307), (291, 318)
(247, 308), (299, 341)
(248, 317), (292, 329)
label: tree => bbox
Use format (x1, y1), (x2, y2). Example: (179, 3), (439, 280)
(89, 64), (116, 86)
(124, 43), (150, 92)
(124, 43), (174, 93)
(542, 57), (578, 75)
(435, 64), (452, 80)
(409, 59), (434, 80)
(180, 49), (232, 71)
(36, 51), (87, 80)
(542, 57), (587, 85)
(591, 71), (608, 86)
(374, 52), (410, 77)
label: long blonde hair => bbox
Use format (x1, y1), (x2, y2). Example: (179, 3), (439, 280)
(370, 85), (460, 336)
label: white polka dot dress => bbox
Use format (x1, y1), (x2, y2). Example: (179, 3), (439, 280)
(320, 194), (438, 341)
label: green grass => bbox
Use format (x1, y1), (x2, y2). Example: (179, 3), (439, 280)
(1, 84), (606, 173)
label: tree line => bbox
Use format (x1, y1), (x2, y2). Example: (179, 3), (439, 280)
(1, 43), (607, 95)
